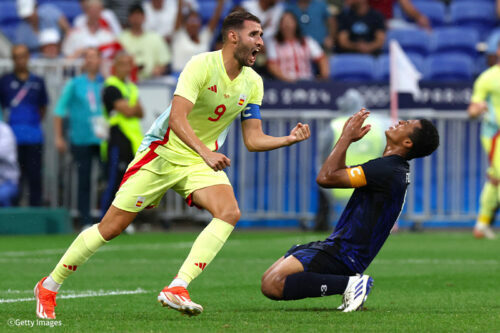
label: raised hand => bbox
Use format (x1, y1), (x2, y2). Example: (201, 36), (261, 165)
(288, 122), (311, 144)
(341, 108), (371, 142)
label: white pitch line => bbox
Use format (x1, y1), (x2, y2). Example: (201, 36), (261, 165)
(0, 288), (148, 304)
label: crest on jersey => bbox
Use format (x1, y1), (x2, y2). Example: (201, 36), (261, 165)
(238, 94), (247, 106)
(135, 196), (146, 207)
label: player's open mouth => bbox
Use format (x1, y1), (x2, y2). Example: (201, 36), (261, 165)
(250, 48), (260, 62)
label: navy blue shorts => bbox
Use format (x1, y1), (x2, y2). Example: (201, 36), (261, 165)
(285, 241), (356, 276)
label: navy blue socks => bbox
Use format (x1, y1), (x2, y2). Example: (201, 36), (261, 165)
(282, 272), (349, 300)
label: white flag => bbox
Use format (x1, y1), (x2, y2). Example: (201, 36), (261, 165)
(389, 40), (422, 98)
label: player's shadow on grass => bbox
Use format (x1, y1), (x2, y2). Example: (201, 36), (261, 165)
(281, 307), (371, 312)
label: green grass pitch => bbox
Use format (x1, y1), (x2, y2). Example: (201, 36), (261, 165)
(0, 231), (499, 332)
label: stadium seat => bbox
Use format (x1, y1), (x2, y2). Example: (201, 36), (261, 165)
(384, 28), (430, 57)
(0, 24), (18, 42)
(450, 2), (496, 40)
(425, 54), (475, 81)
(0, 2), (20, 26)
(393, 1), (446, 27)
(51, 1), (83, 23)
(375, 53), (424, 82)
(452, 0), (494, 2)
(198, 0), (232, 24)
(330, 54), (376, 81)
(430, 27), (479, 58)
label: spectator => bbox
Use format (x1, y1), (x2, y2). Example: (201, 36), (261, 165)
(367, 0), (430, 30)
(74, 0), (122, 36)
(102, 0), (140, 27)
(170, 0), (225, 73)
(62, 0), (117, 59)
(241, 0), (284, 42)
(266, 11), (329, 82)
(486, 30), (500, 67)
(54, 48), (104, 229)
(38, 29), (61, 59)
(15, 0), (70, 54)
(0, 45), (48, 206)
(286, 0), (336, 51)
(143, 0), (178, 42)
(0, 120), (20, 207)
(100, 52), (143, 215)
(103, 0), (202, 28)
(0, 32), (12, 59)
(119, 4), (171, 80)
(336, 0), (386, 55)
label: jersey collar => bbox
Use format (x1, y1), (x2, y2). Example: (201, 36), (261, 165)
(217, 50), (245, 85)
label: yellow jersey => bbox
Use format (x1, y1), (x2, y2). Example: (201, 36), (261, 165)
(471, 65), (500, 139)
(139, 50), (264, 165)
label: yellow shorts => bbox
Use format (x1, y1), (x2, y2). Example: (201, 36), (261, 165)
(112, 147), (231, 212)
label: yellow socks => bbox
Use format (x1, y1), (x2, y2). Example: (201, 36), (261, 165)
(50, 224), (108, 284)
(478, 181), (497, 226)
(176, 218), (234, 285)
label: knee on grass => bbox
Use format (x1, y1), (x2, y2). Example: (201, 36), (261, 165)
(261, 271), (286, 300)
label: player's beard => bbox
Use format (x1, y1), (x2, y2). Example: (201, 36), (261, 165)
(234, 39), (254, 67)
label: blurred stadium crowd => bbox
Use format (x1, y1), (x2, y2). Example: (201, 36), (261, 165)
(1, 0), (499, 81)
(0, 0), (498, 230)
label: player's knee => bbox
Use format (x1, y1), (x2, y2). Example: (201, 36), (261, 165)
(217, 206), (241, 224)
(261, 272), (285, 300)
(97, 222), (123, 240)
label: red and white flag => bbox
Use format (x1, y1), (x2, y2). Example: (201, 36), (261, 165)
(389, 40), (422, 123)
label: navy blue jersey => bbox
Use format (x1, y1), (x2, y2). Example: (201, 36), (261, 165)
(326, 155), (410, 273)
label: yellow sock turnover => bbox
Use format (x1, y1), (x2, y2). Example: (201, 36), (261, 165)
(177, 218), (234, 284)
(50, 224), (108, 284)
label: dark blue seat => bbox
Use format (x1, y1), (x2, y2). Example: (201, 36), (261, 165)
(384, 28), (430, 57)
(198, 0), (232, 24)
(450, 2), (496, 40)
(51, 1), (82, 23)
(425, 54), (474, 81)
(0, 2), (20, 26)
(330, 54), (376, 81)
(0, 23), (18, 42)
(430, 27), (479, 57)
(393, 1), (446, 27)
(452, 0), (494, 2)
(375, 53), (424, 81)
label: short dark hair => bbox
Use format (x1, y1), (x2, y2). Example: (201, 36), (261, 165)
(128, 3), (144, 15)
(405, 119), (439, 160)
(275, 11), (305, 45)
(221, 9), (261, 43)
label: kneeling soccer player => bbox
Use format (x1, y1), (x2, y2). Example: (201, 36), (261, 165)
(261, 109), (439, 312)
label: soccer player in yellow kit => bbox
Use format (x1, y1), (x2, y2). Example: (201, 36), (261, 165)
(468, 43), (500, 240)
(33, 10), (311, 318)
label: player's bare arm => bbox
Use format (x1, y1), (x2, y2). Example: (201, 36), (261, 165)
(241, 118), (310, 152)
(316, 109), (371, 188)
(168, 95), (231, 171)
(468, 101), (487, 118)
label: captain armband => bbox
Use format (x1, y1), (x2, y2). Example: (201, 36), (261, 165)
(240, 103), (261, 121)
(345, 166), (367, 188)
